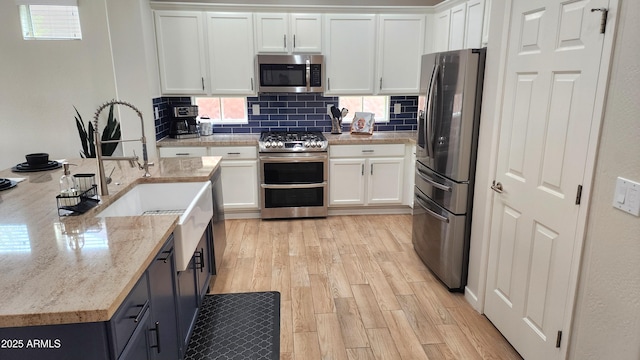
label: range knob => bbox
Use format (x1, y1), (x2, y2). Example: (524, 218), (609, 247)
(304, 141), (311, 148)
(277, 141), (284, 148)
(310, 140), (317, 148)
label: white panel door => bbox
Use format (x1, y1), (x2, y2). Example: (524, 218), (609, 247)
(465, 0), (485, 48)
(448, 3), (467, 50)
(290, 14), (323, 53)
(329, 158), (366, 206)
(367, 158), (404, 205)
(484, 1), (609, 359)
(206, 12), (255, 95)
(377, 14), (426, 94)
(433, 9), (451, 52)
(220, 160), (259, 210)
(154, 11), (207, 94)
(324, 14), (376, 95)
(255, 13), (288, 53)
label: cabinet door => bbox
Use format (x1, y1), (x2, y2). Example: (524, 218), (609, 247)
(220, 160), (259, 210)
(117, 310), (152, 360)
(290, 14), (322, 53)
(377, 14), (425, 94)
(194, 225), (213, 302)
(255, 13), (288, 53)
(465, 0), (485, 48)
(324, 14), (376, 95)
(329, 158), (366, 206)
(433, 9), (451, 52)
(176, 258), (198, 353)
(147, 238), (180, 360)
(207, 12), (255, 95)
(368, 158), (404, 205)
(154, 11), (207, 95)
(448, 3), (467, 50)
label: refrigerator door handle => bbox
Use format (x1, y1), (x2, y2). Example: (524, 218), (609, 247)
(416, 168), (452, 192)
(425, 63), (440, 159)
(415, 194), (450, 223)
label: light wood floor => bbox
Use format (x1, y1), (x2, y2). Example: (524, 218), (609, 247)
(210, 215), (522, 360)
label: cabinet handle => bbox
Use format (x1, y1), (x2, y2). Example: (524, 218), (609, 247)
(371, 164), (373, 175)
(293, 34), (296, 48)
(150, 321), (161, 353)
(156, 249), (174, 263)
(361, 164), (364, 176)
(362, 149), (374, 153)
(251, 77), (254, 91)
(283, 34), (287, 48)
(227, 152), (241, 155)
(328, 78), (330, 91)
(380, 77), (383, 90)
(201, 77), (204, 91)
(175, 153), (190, 156)
(130, 300), (149, 323)
(200, 248), (205, 272)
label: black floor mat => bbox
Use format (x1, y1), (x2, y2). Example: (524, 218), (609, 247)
(184, 291), (281, 360)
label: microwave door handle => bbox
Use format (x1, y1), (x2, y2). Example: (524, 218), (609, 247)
(306, 58), (311, 92)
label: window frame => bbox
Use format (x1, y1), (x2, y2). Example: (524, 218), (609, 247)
(18, 3), (82, 40)
(192, 96), (249, 125)
(338, 96), (390, 123)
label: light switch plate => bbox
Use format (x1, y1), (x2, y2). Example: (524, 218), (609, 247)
(394, 103), (402, 114)
(154, 106), (159, 120)
(252, 104), (260, 115)
(613, 177), (640, 216)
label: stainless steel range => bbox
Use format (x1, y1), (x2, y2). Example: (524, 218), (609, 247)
(259, 131), (328, 219)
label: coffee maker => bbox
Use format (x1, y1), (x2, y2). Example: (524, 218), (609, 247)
(169, 105), (200, 139)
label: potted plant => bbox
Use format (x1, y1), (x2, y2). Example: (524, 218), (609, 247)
(74, 104), (121, 158)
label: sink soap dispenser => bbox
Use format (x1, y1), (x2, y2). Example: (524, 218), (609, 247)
(59, 162), (79, 205)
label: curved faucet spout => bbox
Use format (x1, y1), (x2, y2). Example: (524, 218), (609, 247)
(93, 100), (153, 196)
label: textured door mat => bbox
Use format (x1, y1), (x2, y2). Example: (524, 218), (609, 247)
(184, 291), (281, 360)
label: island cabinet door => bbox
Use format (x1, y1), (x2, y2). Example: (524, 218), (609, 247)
(176, 256), (198, 355)
(147, 236), (180, 360)
(0, 322), (111, 360)
(194, 222), (213, 302)
(117, 309), (152, 360)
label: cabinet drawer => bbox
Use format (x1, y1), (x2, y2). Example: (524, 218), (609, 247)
(110, 273), (150, 358)
(159, 147), (208, 158)
(330, 144), (405, 158)
(209, 146), (257, 160)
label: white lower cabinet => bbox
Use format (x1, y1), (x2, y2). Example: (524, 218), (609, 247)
(208, 146), (259, 211)
(329, 144), (405, 207)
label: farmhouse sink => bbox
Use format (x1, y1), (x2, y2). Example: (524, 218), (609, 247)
(96, 181), (213, 271)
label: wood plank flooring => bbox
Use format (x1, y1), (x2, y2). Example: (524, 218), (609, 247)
(210, 215), (522, 360)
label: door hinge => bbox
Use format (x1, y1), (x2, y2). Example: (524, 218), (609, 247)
(575, 185), (583, 205)
(556, 330), (563, 348)
(591, 8), (608, 34)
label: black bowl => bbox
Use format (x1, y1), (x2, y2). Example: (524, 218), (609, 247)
(25, 153), (49, 167)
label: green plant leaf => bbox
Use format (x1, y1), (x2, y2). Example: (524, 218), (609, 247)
(101, 104), (121, 156)
(74, 106), (91, 158)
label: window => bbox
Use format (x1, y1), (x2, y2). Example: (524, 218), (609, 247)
(194, 97), (248, 124)
(338, 96), (389, 123)
(18, 1), (82, 40)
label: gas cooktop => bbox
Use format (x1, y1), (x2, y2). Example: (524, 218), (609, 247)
(259, 131), (327, 152)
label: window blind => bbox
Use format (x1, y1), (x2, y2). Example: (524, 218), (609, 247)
(17, 1), (82, 40)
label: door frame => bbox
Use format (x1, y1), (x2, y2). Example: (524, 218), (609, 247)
(466, 0), (620, 357)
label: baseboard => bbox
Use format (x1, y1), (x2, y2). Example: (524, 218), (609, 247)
(328, 205), (412, 216)
(464, 286), (482, 312)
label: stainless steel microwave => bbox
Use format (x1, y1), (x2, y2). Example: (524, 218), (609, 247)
(256, 54), (324, 93)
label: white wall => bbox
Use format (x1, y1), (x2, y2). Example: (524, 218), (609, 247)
(0, 1), (117, 170)
(0, 0), (158, 171)
(569, 0), (640, 358)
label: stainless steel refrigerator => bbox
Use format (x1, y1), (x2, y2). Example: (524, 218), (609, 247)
(412, 48), (486, 291)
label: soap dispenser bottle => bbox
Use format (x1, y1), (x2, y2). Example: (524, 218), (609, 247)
(59, 162), (78, 201)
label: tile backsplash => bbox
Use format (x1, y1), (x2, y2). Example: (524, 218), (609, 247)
(154, 93), (417, 141)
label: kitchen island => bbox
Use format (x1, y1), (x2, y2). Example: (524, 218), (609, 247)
(0, 156), (222, 359)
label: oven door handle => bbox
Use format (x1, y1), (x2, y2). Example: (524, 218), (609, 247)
(261, 182), (327, 189)
(260, 155), (327, 162)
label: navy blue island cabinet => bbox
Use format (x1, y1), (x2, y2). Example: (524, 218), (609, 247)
(0, 232), (211, 360)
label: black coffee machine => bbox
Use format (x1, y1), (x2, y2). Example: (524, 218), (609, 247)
(169, 105), (200, 139)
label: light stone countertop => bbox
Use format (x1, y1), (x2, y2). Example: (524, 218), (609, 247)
(156, 130), (417, 147)
(0, 156), (222, 328)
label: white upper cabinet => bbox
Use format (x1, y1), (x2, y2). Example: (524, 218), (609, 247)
(154, 11), (207, 95)
(464, 0), (484, 48)
(206, 12), (255, 95)
(255, 13), (322, 54)
(448, 3), (467, 50)
(376, 14), (426, 95)
(324, 14), (376, 95)
(433, 9), (450, 52)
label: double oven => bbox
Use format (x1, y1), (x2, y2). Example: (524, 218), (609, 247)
(259, 131), (328, 219)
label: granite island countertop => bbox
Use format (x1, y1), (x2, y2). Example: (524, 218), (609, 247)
(156, 130), (417, 147)
(0, 156), (221, 328)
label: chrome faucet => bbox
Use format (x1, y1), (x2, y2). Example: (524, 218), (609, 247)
(93, 100), (153, 196)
